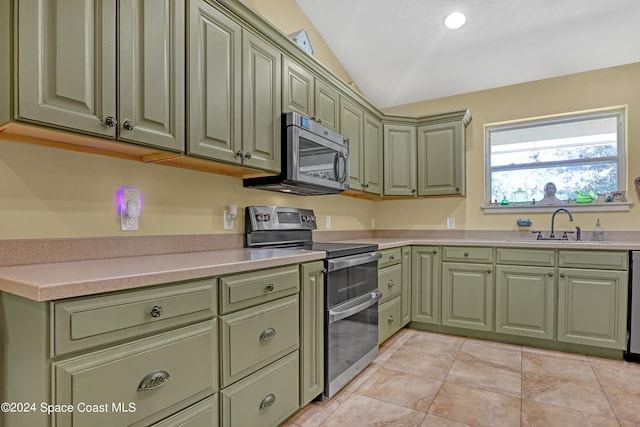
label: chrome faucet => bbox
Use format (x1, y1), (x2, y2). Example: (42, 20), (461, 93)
(550, 208), (573, 239)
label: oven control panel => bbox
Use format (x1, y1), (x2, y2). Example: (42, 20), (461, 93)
(246, 206), (317, 231)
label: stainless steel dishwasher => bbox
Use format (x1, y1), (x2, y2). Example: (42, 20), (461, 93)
(627, 251), (640, 361)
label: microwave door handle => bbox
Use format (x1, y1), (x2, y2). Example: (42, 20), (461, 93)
(339, 153), (348, 183)
(328, 291), (382, 323)
(333, 152), (340, 182)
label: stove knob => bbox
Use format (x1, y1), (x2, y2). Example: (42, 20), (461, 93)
(264, 213), (271, 221)
(256, 214), (264, 221)
(301, 215), (308, 222)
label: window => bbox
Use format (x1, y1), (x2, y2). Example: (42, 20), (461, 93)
(485, 108), (625, 204)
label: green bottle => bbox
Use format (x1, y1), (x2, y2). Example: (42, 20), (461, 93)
(500, 196), (509, 206)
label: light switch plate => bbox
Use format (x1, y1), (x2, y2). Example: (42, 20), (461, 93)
(447, 217), (455, 229)
(326, 215), (332, 229)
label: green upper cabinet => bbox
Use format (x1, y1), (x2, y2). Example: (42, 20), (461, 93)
(187, 0), (242, 164)
(417, 113), (468, 196)
(363, 113), (384, 195)
(383, 123), (417, 196)
(339, 97), (364, 191)
(315, 80), (340, 131)
(17, 0), (185, 152)
(282, 57), (315, 118)
(242, 30), (282, 172)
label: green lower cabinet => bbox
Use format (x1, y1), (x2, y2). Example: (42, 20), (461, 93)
(495, 265), (555, 340)
(379, 295), (402, 344)
(300, 261), (324, 406)
(557, 268), (628, 349)
(411, 246), (441, 324)
(152, 395), (218, 427)
(221, 351), (300, 427)
(52, 321), (218, 427)
(400, 246), (412, 326)
(441, 262), (493, 331)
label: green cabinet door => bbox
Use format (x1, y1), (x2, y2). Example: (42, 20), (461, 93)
(378, 295), (402, 344)
(242, 30), (282, 172)
(300, 261), (324, 406)
(557, 268), (628, 349)
(282, 57), (315, 118)
(187, 0), (242, 163)
(314, 80), (339, 131)
(340, 96), (364, 191)
(119, 0), (185, 152)
(17, 0), (185, 151)
(17, 0), (117, 138)
(411, 246), (441, 324)
(400, 246), (412, 325)
(495, 265), (556, 340)
(417, 121), (463, 196)
(383, 124), (417, 196)
(363, 113), (383, 195)
(416, 109), (470, 196)
(442, 262), (493, 331)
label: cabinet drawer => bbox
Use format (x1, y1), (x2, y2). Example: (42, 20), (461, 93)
(53, 279), (216, 356)
(497, 248), (555, 267)
(379, 248), (402, 268)
(220, 295), (299, 387)
(558, 250), (628, 270)
(378, 263), (402, 303)
(220, 265), (299, 314)
(52, 321), (218, 427)
(379, 295), (402, 344)
(221, 351), (299, 427)
(442, 246), (494, 263)
(152, 395), (218, 427)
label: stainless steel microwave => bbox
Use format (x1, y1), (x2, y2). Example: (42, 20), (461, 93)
(243, 112), (349, 195)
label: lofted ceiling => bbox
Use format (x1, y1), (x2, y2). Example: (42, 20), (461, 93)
(295, 0), (640, 108)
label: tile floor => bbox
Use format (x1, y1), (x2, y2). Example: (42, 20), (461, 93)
(284, 328), (640, 427)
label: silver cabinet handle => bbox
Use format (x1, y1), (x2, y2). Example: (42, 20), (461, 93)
(104, 116), (117, 127)
(464, 252), (469, 257)
(244, 152), (252, 159)
(150, 305), (164, 318)
(137, 370), (170, 391)
(388, 315), (395, 323)
(259, 394), (276, 410)
(548, 272), (553, 277)
(235, 150), (244, 158)
(487, 269), (492, 274)
(265, 283), (275, 292)
(432, 250), (438, 254)
(389, 255), (395, 260)
(123, 120), (134, 131)
(259, 327), (276, 341)
(388, 280), (395, 288)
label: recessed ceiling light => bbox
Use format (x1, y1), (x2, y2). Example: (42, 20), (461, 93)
(444, 12), (467, 30)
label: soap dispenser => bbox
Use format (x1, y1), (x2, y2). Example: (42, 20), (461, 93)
(591, 218), (605, 241)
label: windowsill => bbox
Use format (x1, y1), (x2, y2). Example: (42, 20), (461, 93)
(482, 202), (632, 214)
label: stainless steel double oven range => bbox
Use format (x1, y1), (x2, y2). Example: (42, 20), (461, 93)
(245, 206), (381, 398)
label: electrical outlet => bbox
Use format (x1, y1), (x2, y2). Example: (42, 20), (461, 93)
(223, 209), (234, 229)
(326, 215), (332, 229)
(447, 217), (455, 229)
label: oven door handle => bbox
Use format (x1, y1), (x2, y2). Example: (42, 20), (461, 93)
(328, 290), (382, 324)
(327, 251), (382, 272)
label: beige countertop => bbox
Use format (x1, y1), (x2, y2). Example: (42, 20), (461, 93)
(1, 237), (637, 302)
(0, 248), (325, 302)
(337, 237), (640, 251)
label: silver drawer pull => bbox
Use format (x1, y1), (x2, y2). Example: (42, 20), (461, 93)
(137, 370), (170, 391)
(265, 283), (275, 292)
(259, 327), (277, 341)
(388, 315), (395, 323)
(388, 280), (395, 288)
(150, 305), (164, 318)
(259, 393), (276, 410)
